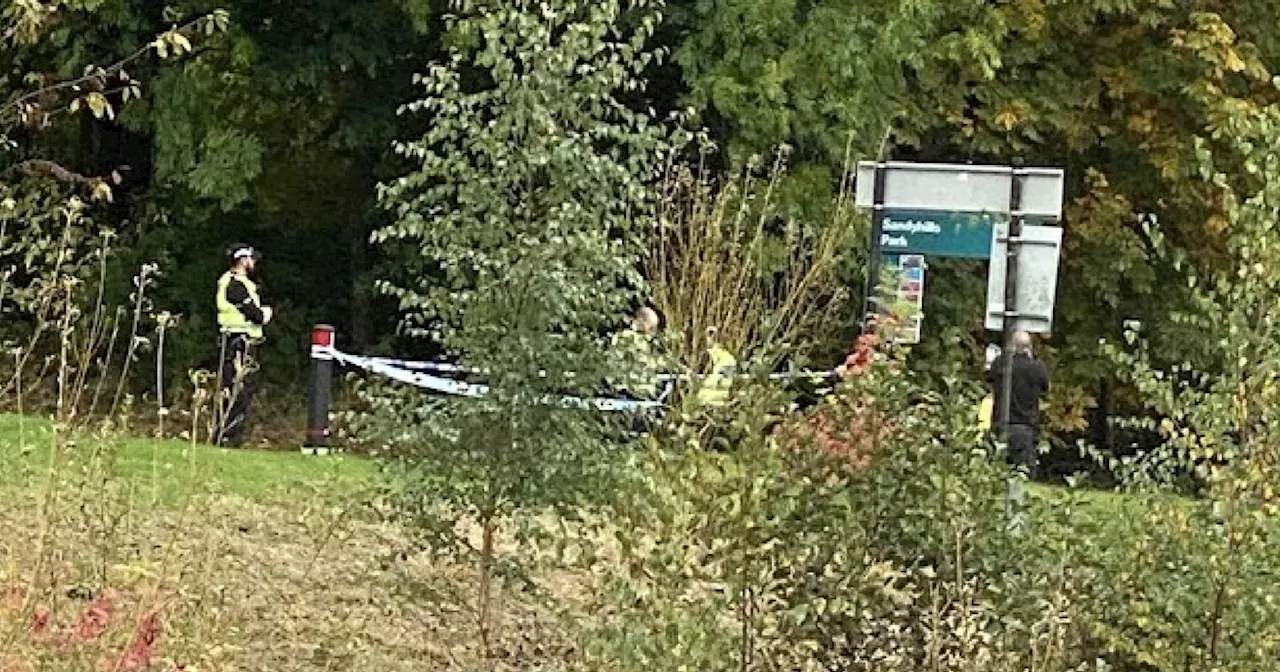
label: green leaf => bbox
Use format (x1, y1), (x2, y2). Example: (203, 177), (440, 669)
(85, 92), (112, 119)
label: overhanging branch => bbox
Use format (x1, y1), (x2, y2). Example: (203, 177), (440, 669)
(1, 14), (212, 122)
(16, 159), (100, 186)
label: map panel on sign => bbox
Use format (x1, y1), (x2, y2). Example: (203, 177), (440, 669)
(882, 254), (926, 344)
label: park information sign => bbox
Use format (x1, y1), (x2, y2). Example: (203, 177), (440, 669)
(854, 160), (1066, 336)
(883, 254), (926, 344)
(854, 160), (1067, 451)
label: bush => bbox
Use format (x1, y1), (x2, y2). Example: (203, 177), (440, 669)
(584, 336), (1108, 672)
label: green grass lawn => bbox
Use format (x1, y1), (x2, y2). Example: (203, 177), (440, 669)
(0, 410), (1159, 526)
(0, 413), (375, 508)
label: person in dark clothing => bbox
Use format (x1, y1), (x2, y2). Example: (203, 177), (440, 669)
(214, 243), (273, 448)
(988, 331), (1050, 471)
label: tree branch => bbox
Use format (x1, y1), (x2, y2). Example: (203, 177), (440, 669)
(3, 160), (127, 200)
(14, 159), (100, 187)
(1, 14), (211, 121)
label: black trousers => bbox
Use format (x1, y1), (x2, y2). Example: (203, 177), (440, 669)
(215, 333), (260, 448)
(1006, 424), (1039, 472)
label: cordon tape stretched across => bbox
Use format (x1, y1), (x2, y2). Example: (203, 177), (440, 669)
(312, 345), (838, 413)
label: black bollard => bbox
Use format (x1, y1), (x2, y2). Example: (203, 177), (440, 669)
(304, 324), (335, 455)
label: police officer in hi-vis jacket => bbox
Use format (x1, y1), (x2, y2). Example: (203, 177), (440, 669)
(214, 243), (273, 448)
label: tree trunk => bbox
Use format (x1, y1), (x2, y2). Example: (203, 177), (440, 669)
(478, 513), (496, 657)
(1101, 377), (1114, 452)
(348, 209), (371, 350)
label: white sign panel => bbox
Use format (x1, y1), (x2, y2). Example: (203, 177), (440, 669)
(985, 224), (1063, 333)
(856, 161), (1065, 220)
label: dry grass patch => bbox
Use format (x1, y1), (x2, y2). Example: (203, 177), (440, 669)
(0, 417), (583, 671)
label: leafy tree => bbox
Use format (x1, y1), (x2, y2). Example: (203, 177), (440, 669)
(110, 0), (434, 388)
(669, 0), (936, 165)
(1, 1), (227, 415)
(372, 0), (676, 651)
(666, 0), (1280, 457)
(1094, 94), (1280, 671)
(2, 3), (227, 200)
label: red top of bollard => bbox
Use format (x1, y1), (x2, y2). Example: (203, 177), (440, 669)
(311, 325), (335, 348)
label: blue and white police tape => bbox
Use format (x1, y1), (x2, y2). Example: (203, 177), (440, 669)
(345, 352), (840, 383)
(316, 346), (670, 412)
(655, 370), (841, 382)
(364, 356), (474, 374)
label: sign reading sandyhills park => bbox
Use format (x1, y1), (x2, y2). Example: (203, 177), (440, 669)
(878, 210), (1055, 259)
(878, 211), (993, 259)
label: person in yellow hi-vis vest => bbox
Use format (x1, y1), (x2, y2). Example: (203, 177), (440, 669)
(215, 243), (273, 448)
(977, 343), (999, 432)
(696, 327), (737, 407)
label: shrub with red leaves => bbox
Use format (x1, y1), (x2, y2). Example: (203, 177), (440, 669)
(839, 331), (881, 377)
(7, 588), (167, 672)
(29, 607), (50, 639)
(776, 329), (899, 469)
(73, 594), (114, 642)
(113, 612), (162, 672)
(780, 389), (896, 470)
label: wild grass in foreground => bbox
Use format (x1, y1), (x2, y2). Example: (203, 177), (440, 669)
(0, 413), (577, 671)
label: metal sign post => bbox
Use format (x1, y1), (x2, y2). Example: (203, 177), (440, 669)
(999, 174), (1023, 437)
(860, 164), (888, 332)
(1001, 174), (1026, 537)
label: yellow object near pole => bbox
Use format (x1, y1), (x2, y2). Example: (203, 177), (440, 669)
(696, 344), (737, 407)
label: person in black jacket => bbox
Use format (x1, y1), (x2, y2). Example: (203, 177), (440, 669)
(214, 243), (273, 447)
(988, 331), (1051, 471)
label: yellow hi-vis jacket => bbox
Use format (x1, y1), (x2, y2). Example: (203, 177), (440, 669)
(216, 272), (264, 341)
(696, 344), (737, 407)
(978, 395), (994, 431)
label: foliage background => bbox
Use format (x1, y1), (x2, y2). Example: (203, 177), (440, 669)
(7, 0), (1280, 458)
(4, 1), (1280, 671)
